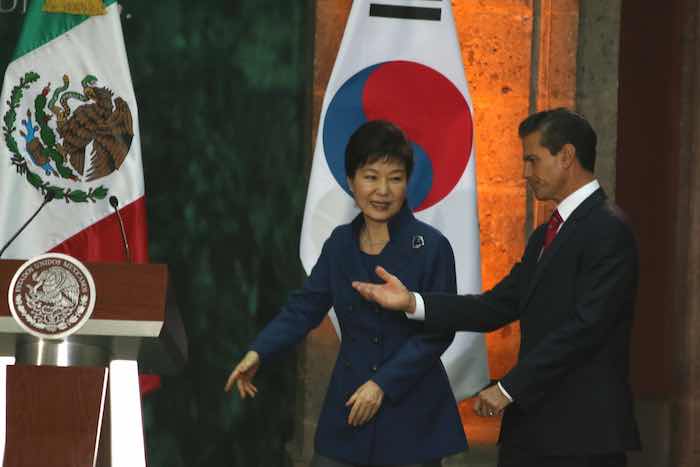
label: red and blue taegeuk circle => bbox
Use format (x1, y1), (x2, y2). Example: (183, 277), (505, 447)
(322, 60), (473, 212)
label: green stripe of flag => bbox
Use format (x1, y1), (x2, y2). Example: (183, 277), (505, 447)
(13, 0), (118, 60)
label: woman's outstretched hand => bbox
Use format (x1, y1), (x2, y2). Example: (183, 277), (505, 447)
(346, 380), (384, 426)
(352, 266), (416, 314)
(224, 350), (260, 398)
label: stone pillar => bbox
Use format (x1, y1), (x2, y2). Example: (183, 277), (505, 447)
(672, 2), (700, 465)
(529, 0), (579, 228)
(576, 3), (675, 466)
(575, 0), (621, 198)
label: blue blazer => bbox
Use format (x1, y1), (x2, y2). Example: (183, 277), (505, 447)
(251, 205), (468, 465)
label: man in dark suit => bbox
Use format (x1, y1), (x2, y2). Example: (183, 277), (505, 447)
(352, 108), (641, 467)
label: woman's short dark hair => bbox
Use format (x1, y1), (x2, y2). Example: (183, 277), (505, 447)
(345, 120), (414, 179)
(518, 108), (597, 172)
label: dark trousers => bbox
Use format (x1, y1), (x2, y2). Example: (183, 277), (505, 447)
(310, 453), (441, 467)
(498, 446), (627, 467)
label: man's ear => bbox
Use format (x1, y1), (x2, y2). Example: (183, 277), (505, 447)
(559, 143), (577, 168)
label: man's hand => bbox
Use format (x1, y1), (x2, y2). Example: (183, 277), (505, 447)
(352, 266), (415, 313)
(224, 350), (260, 398)
(474, 384), (511, 417)
(346, 380), (384, 426)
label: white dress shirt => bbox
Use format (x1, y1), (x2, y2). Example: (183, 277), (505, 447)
(408, 179), (601, 402)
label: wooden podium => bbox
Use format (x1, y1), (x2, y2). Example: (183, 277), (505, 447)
(0, 260), (187, 467)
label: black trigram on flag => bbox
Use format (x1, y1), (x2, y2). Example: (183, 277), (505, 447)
(369, 1), (442, 21)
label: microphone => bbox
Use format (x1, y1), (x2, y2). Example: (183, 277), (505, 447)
(109, 196), (131, 263)
(0, 191), (55, 259)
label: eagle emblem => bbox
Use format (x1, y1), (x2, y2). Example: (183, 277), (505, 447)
(8, 253), (96, 340)
(2, 71), (135, 203)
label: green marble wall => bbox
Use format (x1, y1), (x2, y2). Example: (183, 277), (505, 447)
(1, 1), (313, 465)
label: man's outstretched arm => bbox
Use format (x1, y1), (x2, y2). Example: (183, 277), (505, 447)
(353, 262), (523, 333)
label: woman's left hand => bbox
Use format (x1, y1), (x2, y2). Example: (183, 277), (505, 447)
(346, 380), (384, 426)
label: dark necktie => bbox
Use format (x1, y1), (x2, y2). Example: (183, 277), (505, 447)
(542, 209), (563, 251)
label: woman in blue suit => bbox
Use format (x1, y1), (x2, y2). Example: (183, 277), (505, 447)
(225, 120), (467, 467)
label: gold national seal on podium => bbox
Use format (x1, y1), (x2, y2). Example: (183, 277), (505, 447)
(7, 253), (96, 339)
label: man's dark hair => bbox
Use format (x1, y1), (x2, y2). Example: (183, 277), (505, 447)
(345, 120), (414, 179)
(518, 108), (597, 172)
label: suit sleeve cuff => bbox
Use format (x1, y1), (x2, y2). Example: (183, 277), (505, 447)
(406, 293), (425, 321)
(497, 381), (514, 402)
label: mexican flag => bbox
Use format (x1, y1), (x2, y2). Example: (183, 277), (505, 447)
(0, 1), (148, 264)
(0, 2), (151, 463)
(300, 0), (489, 399)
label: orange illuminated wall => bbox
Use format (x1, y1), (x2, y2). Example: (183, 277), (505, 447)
(312, 0), (578, 445)
(453, 0), (531, 443)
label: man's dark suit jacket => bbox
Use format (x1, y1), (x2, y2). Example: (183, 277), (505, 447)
(424, 188), (641, 456)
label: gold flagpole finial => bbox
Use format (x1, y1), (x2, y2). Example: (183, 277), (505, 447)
(42, 0), (106, 16)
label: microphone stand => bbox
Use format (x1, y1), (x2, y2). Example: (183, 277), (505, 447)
(109, 196), (131, 263)
(0, 191), (55, 258)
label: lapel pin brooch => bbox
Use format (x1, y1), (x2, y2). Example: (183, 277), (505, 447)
(412, 235), (425, 249)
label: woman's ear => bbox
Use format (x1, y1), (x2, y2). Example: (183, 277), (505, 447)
(346, 176), (354, 194)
